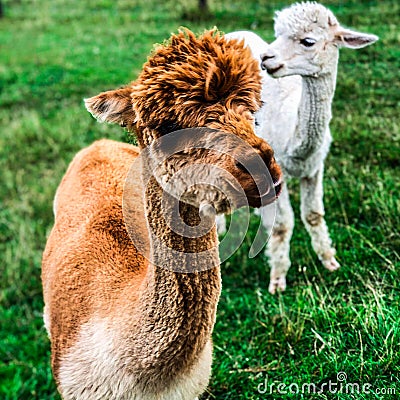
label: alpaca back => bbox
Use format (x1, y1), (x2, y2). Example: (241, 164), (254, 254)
(42, 139), (148, 378)
(43, 139), (216, 399)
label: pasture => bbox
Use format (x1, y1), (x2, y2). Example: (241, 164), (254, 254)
(0, 0), (399, 398)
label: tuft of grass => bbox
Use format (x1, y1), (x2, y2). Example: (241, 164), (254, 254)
(0, 0), (399, 399)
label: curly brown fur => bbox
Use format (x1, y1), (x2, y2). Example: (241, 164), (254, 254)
(86, 29), (264, 146)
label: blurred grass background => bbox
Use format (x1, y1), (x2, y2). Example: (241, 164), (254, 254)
(0, 0), (399, 398)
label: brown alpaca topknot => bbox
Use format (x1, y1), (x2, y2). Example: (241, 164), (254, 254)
(84, 29), (263, 147)
(96, 29), (261, 139)
(130, 29), (262, 137)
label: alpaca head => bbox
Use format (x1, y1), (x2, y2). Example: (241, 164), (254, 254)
(85, 29), (282, 215)
(261, 2), (378, 77)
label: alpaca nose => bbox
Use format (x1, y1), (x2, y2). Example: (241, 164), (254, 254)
(257, 145), (282, 190)
(261, 53), (275, 61)
(260, 52), (275, 70)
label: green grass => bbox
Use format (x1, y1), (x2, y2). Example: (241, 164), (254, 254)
(0, 0), (399, 398)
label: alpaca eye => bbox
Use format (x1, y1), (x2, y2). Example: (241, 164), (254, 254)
(300, 38), (317, 47)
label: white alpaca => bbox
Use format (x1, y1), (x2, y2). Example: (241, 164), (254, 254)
(223, 2), (378, 293)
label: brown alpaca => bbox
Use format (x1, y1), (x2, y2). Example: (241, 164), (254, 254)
(42, 29), (282, 400)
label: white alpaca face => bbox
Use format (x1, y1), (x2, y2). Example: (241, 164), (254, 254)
(261, 31), (338, 78)
(260, 2), (378, 78)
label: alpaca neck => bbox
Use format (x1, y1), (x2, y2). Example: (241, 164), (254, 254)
(288, 66), (337, 160)
(135, 173), (221, 376)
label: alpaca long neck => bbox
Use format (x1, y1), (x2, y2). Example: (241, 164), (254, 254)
(288, 69), (337, 159)
(136, 174), (221, 376)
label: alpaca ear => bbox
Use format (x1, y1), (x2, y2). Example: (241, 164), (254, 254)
(84, 87), (135, 127)
(334, 28), (378, 49)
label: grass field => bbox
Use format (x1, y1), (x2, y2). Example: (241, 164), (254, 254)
(0, 0), (399, 398)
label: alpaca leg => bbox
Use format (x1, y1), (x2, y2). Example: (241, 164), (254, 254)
(300, 167), (340, 271)
(263, 183), (294, 294)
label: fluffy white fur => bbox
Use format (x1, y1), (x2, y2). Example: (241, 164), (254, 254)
(223, 2), (378, 293)
(58, 319), (212, 400)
